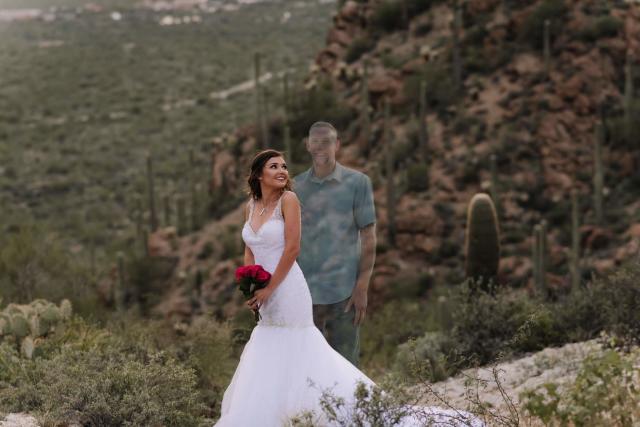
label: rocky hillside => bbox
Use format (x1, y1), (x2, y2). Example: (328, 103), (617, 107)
(103, 0), (640, 322)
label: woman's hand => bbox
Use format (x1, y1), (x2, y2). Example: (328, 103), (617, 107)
(246, 285), (275, 310)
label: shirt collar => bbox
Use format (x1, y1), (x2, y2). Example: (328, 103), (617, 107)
(308, 161), (343, 183)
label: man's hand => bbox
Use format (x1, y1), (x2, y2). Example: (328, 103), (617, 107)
(344, 280), (368, 326)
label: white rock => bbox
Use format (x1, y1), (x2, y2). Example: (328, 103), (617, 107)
(0, 413), (39, 427)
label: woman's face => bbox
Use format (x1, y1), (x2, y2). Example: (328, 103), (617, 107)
(260, 156), (289, 191)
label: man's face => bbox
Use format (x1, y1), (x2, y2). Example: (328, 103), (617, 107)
(306, 129), (339, 165)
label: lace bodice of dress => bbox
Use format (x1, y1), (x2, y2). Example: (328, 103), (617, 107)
(241, 192), (314, 328)
(243, 194), (286, 264)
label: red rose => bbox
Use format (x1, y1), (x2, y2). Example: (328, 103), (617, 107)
(246, 265), (261, 279)
(235, 266), (248, 282)
(235, 264), (270, 283)
(255, 269), (271, 283)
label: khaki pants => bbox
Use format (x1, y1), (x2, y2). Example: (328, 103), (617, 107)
(312, 296), (360, 367)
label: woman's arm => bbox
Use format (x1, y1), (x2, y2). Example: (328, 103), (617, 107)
(244, 200), (255, 266)
(263, 190), (300, 290)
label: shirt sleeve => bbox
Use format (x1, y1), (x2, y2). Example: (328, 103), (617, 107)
(354, 174), (376, 229)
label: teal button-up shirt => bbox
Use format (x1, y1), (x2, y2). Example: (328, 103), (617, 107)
(293, 161), (376, 305)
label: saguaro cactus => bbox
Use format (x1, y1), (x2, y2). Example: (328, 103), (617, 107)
(283, 70), (290, 120)
(624, 52), (634, 142)
(532, 220), (548, 297)
(489, 154), (501, 221)
(176, 194), (186, 236)
(418, 78), (429, 162)
(464, 193), (501, 293)
(543, 19), (551, 76)
(116, 251), (125, 312)
(359, 60), (371, 157)
(283, 123), (292, 166)
(452, 1), (463, 93)
(146, 153), (158, 232)
(163, 193), (171, 226)
(384, 98), (396, 248)
(254, 52), (269, 148)
(593, 123), (604, 224)
(191, 183), (202, 231)
(569, 188), (581, 292)
(503, 0), (511, 19)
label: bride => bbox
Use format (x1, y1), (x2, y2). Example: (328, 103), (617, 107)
(214, 149), (484, 427)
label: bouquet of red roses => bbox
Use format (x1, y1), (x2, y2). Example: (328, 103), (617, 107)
(234, 264), (271, 321)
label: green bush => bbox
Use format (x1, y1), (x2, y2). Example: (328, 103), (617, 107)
(406, 163), (429, 192)
(594, 260), (640, 343)
(288, 378), (423, 427)
(608, 100), (640, 148)
(346, 37), (376, 64)
(412, 20), (432, 37)
(414, 258), (640, 378)
(522, 349), (640, 425)
(393, 332), (454, 382)
(0, 316), (209, 426)
(406, 0), (440, 15)
(0, 312), (241, 424)
(361, 298), (436, 377)
(577, 15), (623, 42)
(0, 222), (95, 315)
(449, 284), (536, 365)
(518, 0), (568, 49)
(403, 62), (461, 115)
(371, 1), (406, 33)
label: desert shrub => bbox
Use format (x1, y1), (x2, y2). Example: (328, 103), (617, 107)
(608, 100), (640, 148)
(0, 222), (95, 314)
(412, 20), (432, 36)
(361, 298), (435, 376)
(406, 0), (441, 15)
(511, 305), (567, 352)
(220, 224), (243, 259)
(422, 258), (640, 377)
(288, 378), (436, 427)
(522, 348), (640, 425)
(449, 284), (537, 365)
(393, 332), (456, 382)
(288, 375), (487, 427)
(594, 260), (640, 343)
(464, 24), (489, 47)
(404, 62), (461, 115)
(126, 254), (178, 314)
(380, 52), (406, 69)
(197, 241), (214, 260)
(0, 311), (239, 424)
(112, 316), (237, 419)
(406, 162), (429, 192)
(577, 15), (623, 42)
(518, 0), (568, 49)
(0, 315), (209, 426)
(371, 1), (406, 33)
(451, 113), (486, 139)
(346, 37), (376, 64)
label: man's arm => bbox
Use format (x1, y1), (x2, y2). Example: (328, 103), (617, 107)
(346, 173), (377, 325)
(356, 223), (377, 292)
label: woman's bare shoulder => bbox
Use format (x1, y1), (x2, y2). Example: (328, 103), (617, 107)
(281, 190), (299, 204)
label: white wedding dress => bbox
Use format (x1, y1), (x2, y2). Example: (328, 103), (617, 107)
(214, 195), (484, 427)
